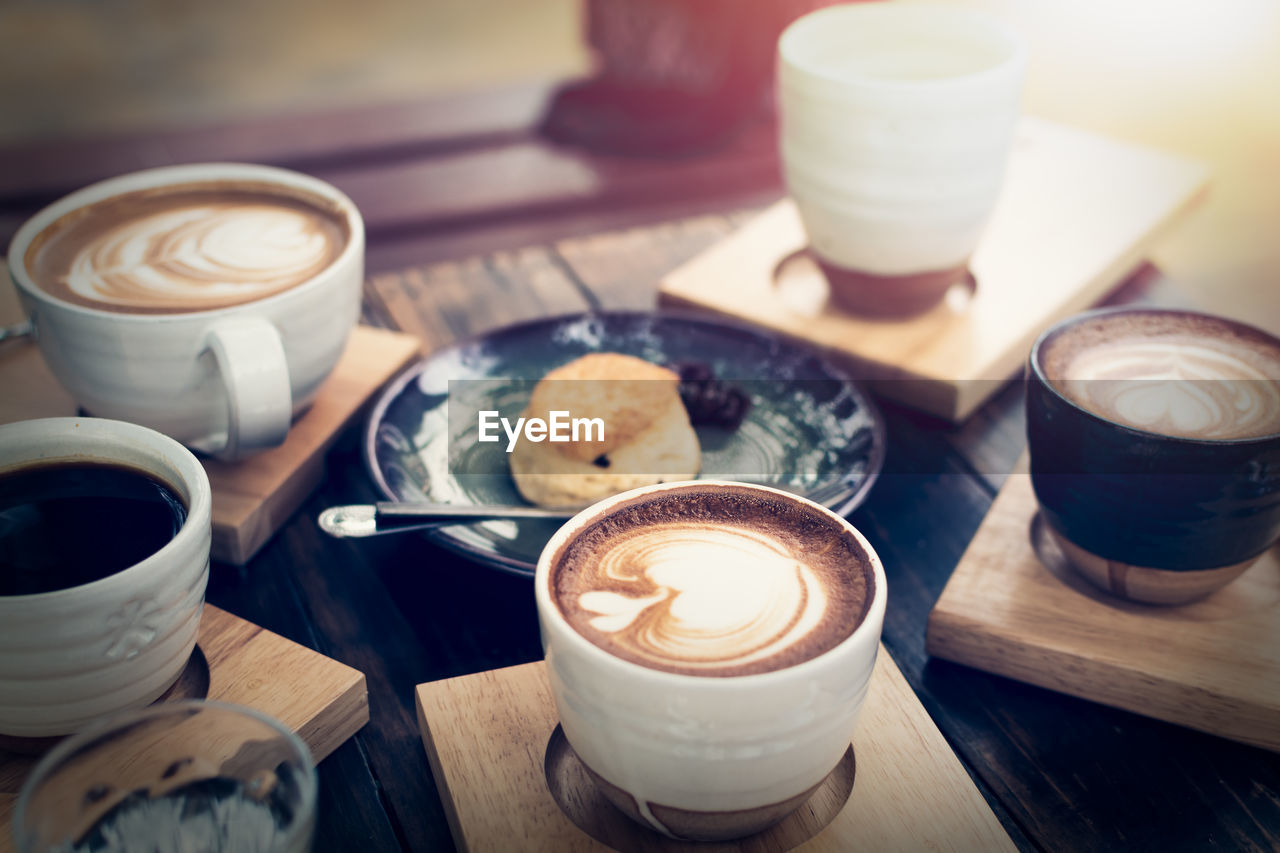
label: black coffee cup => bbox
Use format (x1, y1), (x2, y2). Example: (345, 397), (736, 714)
(1026, 307), (1280, 604)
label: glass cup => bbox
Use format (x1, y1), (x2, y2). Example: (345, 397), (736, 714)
(13, 700), (317, 853)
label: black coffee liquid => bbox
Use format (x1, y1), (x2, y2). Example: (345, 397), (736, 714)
(0, 462), (187, 595)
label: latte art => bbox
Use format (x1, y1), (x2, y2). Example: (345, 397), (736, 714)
(1057, 341), (1280, 440)
(553, 487), (873, 677)
(26, 184), (349, 314)
(574, 526), (827, 672)
(65, 204), (336, 310)
(1042, 312), (1280, 441)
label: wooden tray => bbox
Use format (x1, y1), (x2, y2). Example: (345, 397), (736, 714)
(0, 604), (370, 851)
(927, 457), (1280, 752)
(658, 117), (1209, 422)
(416, 650), (1014, 852)
(0, 276), (421, 564)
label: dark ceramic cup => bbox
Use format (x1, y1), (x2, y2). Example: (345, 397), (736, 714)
(1027, 307), (1280, 604)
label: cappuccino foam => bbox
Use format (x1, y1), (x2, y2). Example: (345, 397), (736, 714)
(26, 183), (349, 314)
(1041, 312), (1280, 440)
(552, 485), (874, 677)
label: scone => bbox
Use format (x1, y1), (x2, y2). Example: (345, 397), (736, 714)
(510, 353), (701, 508)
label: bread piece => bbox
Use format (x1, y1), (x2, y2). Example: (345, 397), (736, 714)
(510, 395), (701, 508)
(523, 353), (681, 463)
(509, 352), (701, 508)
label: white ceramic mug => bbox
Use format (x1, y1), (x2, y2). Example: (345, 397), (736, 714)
(0, 417), (210, 738)
(535, 480), (887, 841)
(7, 163), (365, 461)
(778, 3), (1026, 317)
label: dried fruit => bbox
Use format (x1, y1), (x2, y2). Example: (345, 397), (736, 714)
(670, 361), (752, 431)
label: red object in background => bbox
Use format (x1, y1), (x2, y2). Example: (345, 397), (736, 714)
(541, 0), (841, 156)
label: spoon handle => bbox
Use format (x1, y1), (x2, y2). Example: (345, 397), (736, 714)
(318, 503), (574, 538)
(374, 502), (575, 522)
(0, 319), (33, 344)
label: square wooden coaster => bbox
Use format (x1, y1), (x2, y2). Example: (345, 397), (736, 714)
(416, 649), (1014, 852)
(658, 118), (1209, 422)
(0, 604), (370, 850)
(927, 457), (1280, 752)
(0, 276), (421, 564)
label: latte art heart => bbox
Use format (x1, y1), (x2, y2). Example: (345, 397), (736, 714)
(1056, 340), (1280, 440)
(552, 487), (874, 677)
(575, 526), (827, 671)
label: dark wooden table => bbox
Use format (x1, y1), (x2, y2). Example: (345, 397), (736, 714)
(3, 84), (1277, 853)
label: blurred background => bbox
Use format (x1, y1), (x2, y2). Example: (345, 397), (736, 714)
(0, 0), (589, 142)
(1, 0), (1276, 327)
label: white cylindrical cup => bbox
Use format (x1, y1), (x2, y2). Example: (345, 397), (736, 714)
(778, 2), (1026, 318)
(0, 417), (211, 738)
(535, 480), (887, 842)
(7, 163), (365, 461)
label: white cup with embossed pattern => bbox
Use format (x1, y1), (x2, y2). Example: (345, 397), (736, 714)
(7, 163), (364, 461)
(0, 417), (210, 738)
(535, 480), (887, 842)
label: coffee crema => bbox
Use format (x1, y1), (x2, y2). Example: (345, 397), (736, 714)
(25, 183), (349, 314)
(552, 486), (874, 677)
(1040, 312), (1280, 441)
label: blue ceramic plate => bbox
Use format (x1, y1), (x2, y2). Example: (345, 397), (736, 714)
(363, 311), (885, 576)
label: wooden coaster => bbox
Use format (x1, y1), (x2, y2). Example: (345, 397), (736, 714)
(0, 276), (421, 564)
(658, 118), (1209, 422)
(416, 649), (1014, 852)
(926, 456), (1280, 752)
(0, 604), (369, 852)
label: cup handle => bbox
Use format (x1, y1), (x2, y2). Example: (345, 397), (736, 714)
(205, 317), (291, 461)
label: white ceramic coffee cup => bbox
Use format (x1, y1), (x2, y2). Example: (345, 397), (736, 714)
(0, 417), (211, 738)
(778, 3), (1025, 316)
(7, 163), (365, 461)
(535, 480), (887, 841)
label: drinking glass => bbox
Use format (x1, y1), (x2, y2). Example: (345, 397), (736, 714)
(14, 701), (316, 853)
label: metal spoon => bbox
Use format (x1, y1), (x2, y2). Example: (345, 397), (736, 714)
(318, 502), (576, 538)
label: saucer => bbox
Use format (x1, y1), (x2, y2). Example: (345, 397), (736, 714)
(363, 311), (885, 576)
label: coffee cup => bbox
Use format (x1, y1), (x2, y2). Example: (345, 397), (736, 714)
(535, 480), (886, 842)
(1027, 307), (1280, 604)
(7, 163), (365, 461)
(777, 3), (1026, 318)
(0, 417), (211, 737)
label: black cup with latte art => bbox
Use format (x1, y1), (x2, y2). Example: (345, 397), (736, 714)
(1027, 307), (1280, 604)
